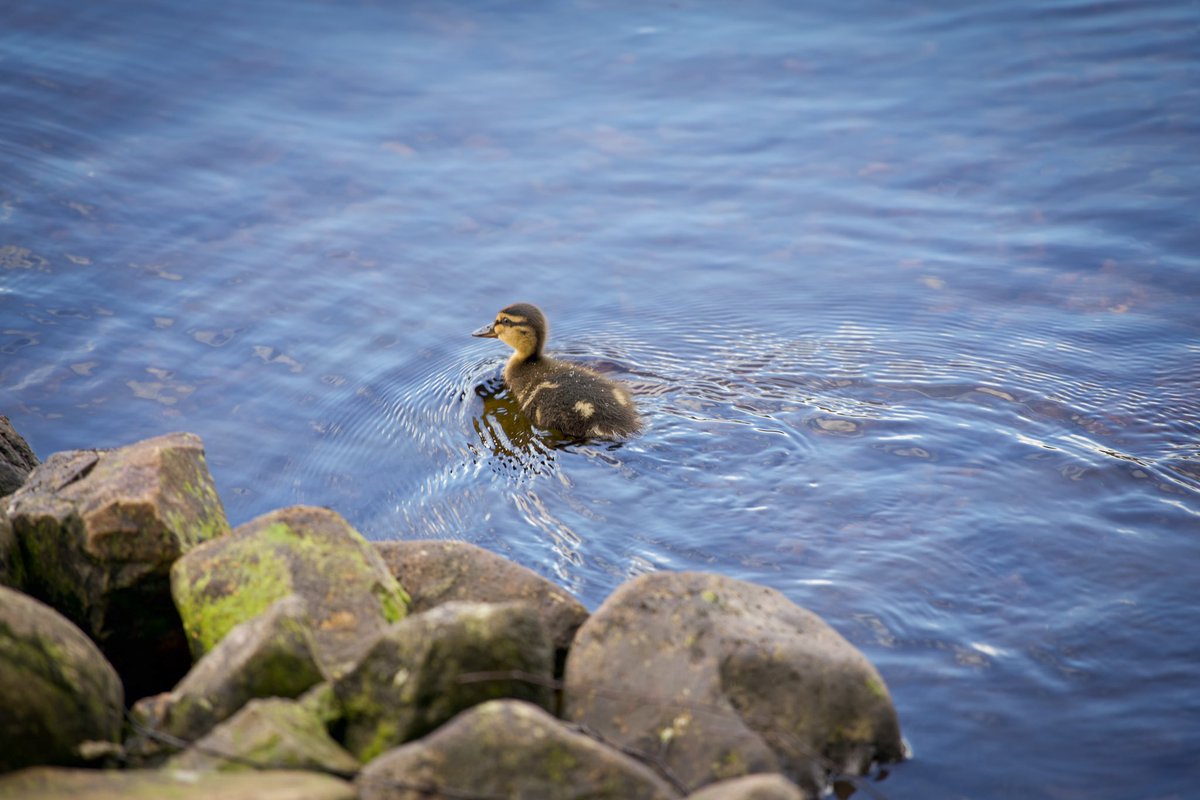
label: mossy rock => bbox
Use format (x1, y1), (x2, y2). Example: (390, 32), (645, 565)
(130, 595), (324, 752)
(6, 432), (229, 698)
(374, 539), (588, 673)
(336, 601), (554, 762)
(358, 700), (680, 800)
(565, 572), (904, 796)
(0, 585), (123, 772)
(166, 697), (359, 775)
(171, 505), (408, 677)
(0, 767), (355, 800)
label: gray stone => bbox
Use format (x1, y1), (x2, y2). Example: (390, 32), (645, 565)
(130, 595), (323, 750)
(166, 697), (359, 775)
(336, 600), (554, 762)
(0, 415), (37, 498)
(0, 767), (355, 800)
(0, 585), (123, 772)
(171, 505), (408, 677)
(374, 539), (588, 667)
(565, 572), (904, 796)
(358, 699), (680, 800)
(5, 432), (229, 698)
(686, 774), (808, 800)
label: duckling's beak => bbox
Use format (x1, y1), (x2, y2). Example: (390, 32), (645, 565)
(472, 322), (498, 338)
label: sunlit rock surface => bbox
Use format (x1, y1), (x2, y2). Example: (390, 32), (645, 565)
(374, 539), (588, 669)
(358, 699), (680, 800)
(171, 505), (408, 677)
(0, 767), (355, 800)
(565, 572), (904, 795)
(685, 774), (808, 800)
(6, 432), (228, 698)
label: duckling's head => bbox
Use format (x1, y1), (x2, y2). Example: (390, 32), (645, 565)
(472, 302), (548, 360)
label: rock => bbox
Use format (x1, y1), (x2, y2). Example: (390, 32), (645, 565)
(171, 505), (408, 677)
(0, 767), (355, 800)
(0, 415), (38, 497)
(336, 601), (554, 762)
(130, 595), (324, 751)
(166, 697), (359, 775)
(374, 539), (588, 670)
(358, 699), (681, 800)
(296, 681), (344, 730)
(0, 506), (21, 589)
(564, 572), (904, 796)
(686, 774), (808, 800)
(0, 585), (123, 772)
(5, 432), (230, 698)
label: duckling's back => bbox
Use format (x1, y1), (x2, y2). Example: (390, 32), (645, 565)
(506, 358), (641, 439)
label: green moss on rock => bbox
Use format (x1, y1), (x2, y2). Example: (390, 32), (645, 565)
(0, 586), (123, 771)
(5, 433), (230, 698)
(171, 506), (409, 675)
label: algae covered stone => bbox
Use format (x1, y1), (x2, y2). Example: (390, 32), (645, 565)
(171, 505), (408, 676)
(166, 697), (359, 775)
(374, 539), (588, 668)
(0, 585), (123, 772)
(132, 594), (324, 747)
(5, 432), (229, 697)
(358, 699), (680, 800)
(565, 571), (904, 796)
(336, 600), (554, 762)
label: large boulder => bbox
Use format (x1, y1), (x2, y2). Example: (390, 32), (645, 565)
(335, 600), (554, 762)
(565, 572), (904, 796)
(0, 767), (355, 800)
(171, 505), (409, 677)
(5, 432), (230, 698)
(374, 539), (588, 670)
(358, 699), (681, 800)
(686, 774), (807, 800)
(130, 595), (324, 750)
(166, 697), (359, 775)
(0, 585), (123, 772)
(0, 415), (38, 497)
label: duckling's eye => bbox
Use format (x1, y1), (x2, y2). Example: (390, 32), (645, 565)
(495, 318), (509, 327)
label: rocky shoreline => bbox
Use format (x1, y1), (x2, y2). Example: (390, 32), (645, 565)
(0, 423), (904, 800)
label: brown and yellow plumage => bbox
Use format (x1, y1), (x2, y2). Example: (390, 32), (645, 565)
(472, 303), (641, 439)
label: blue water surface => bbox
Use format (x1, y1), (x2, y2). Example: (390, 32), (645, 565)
(2, 1), (1198, 797)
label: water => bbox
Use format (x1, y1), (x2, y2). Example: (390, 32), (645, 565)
(3, 0), (1198, 796)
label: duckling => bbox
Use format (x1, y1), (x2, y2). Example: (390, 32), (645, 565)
(472, 303), (641, 439)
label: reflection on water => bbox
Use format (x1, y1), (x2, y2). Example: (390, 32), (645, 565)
(3, 0), (1200, 797)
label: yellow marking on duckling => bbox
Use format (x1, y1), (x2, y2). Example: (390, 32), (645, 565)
(612, 387), (629, 406)
(521, 381), (560, 410)
(574, 400), (596, 419)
